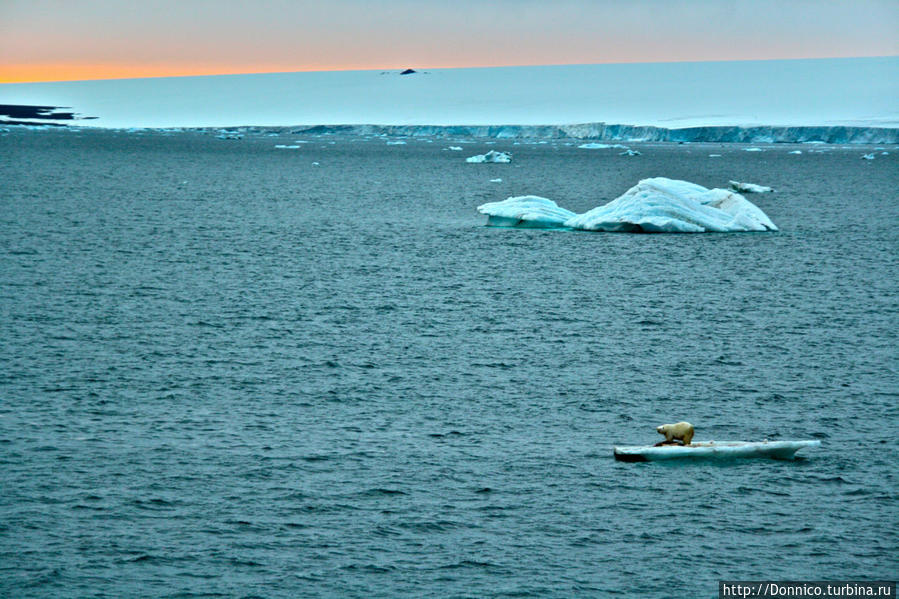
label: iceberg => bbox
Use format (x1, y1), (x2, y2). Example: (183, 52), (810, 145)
(466, 150), (512, 163)
(477, 196), (576, 228)
(563, 178), (778, 233)
(729, 180), (774, 193)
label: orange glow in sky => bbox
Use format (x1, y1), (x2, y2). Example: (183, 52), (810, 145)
(1, 0), (896, 84)
(0, 63), (396, 84)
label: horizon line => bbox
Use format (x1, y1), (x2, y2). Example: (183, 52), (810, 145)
(2, 54), (896, 85)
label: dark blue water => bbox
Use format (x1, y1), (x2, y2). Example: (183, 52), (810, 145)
(1, 130), (897, 598)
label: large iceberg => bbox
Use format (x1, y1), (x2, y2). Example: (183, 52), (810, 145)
(564, 178), (778, 233)
(477, 196), (576, 228)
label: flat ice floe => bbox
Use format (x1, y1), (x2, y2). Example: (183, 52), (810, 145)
(565, 178), (778, 233)
(480, 178), (778, 233)
(477, 196), (576, 228)
(729, 180), (774, 193)
(578, 143), (628, 149)
(466, 150), (512, 163)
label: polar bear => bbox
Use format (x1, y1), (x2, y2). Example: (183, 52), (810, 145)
(655, 421), (694, 446)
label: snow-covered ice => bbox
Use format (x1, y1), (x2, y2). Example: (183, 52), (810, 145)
(477, 196), (576, 228)
(729, 180), (774, 193)
(466, 150), (512, 163)
(479, 178), (778, 233)
(564, 178), (778, 233)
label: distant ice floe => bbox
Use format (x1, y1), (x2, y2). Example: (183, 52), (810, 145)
(386, 140), (406, 145)
(578, 143), (629, 149)
(447, 146), (463, 151)
(619, 149), (641, 156)
(466, 150), (512, 163)
(275, 144), (300, 149)
(477, 196), (576, 228)
(788, 150), (802, 154)
(481, 177), (778, 233)
(729, 180), (774, 193)
(743, 147), (764, 152)
(490, 178), (503, 183)
(709, 154), (722, 158)
(861, 153), (876, 160)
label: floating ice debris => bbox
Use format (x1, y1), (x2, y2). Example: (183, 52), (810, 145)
(619, 149), (642, 156)
(386, 140), (406, 145)
(743, 147), (764, 152)
(275, 144), (300, 149)
(578, 143), (629, 149)
(466, 150), (512, 163)
(709, 154), (722, 157)
(861, 153), (875, 160)
(729, 180), (774, 193)
(881, 151), (889, 155)
(446, 146), (463, 151)
(478, 196), (576, 228)
(312, 162), (320, 166)
(216, 132), (243, 140)
(788, 150), (803, 154)
(490, 178), (503, 183)
(563, 177), (778, 233)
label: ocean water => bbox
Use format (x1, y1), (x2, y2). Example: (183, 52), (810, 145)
(1, 130), (897, 598)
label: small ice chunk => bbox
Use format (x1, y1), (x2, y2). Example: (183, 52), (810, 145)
(881, 151), (889, 155)
(478, 195), (576, 228)
(709, 154), (722, 158)
(564, 177), (778, 233)
(743, 147), (764, 152)
(386, 140), (406, 145)
(447, 146), (463, 151)
(619, 149), (641, 156)
(466, 150), (512, 163)
(861, 153), (875, 160)
(729, 180), (774, 193)
(490, 178), (503, 183)
(275, 144), (300, 149)
(788, 150), (802, 154)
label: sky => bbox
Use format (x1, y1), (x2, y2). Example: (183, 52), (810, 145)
(1, 0), (897, 83)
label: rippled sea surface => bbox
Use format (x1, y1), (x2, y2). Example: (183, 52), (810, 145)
(1, 130), (897, 598)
